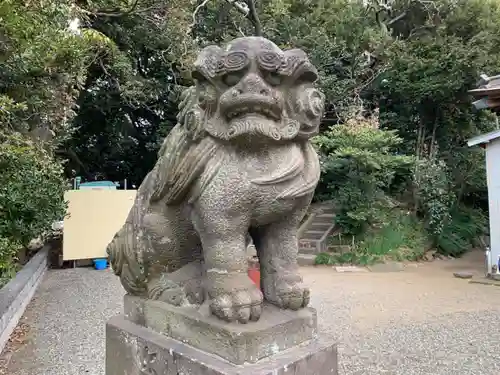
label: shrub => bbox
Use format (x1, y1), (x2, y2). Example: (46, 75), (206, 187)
(435, 205), (488, 257)
(413, 157), (454, 236)
(412, 157), (487, 257)
(0, 131), (67, 280)
(0, 237), (21, 286)
(356, 211), (428, 262)
(313, 115), (413, 234)
(315, 210), (428, 266)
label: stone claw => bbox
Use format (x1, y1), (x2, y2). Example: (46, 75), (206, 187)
(275, 285), (310, 310)
(263, 272), (310, 311)
(210, 287), (263, 323)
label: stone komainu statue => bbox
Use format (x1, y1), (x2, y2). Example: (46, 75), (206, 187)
(107, 37), (325, 324)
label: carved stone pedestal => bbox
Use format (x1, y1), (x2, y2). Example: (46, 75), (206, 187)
(106, 296), (338, 375)
(106, 316), (338, 375)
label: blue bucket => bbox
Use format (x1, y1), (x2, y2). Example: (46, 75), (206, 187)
(93, 258), (108, 270)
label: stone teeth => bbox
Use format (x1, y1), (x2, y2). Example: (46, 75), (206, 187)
(226, 105), (280, 120)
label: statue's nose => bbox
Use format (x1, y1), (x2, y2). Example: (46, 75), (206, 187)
(238, 73), (270, 96)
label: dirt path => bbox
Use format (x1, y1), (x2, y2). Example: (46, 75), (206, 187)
(2, 250), (499, 375)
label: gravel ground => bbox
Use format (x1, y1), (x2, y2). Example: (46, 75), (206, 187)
(2, 250), (500, 375)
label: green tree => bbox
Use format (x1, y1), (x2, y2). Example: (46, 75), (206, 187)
(63, 0), (390, 184)
(61, 0), (200, 184)
(0, 0), (103, 145)
(0, 131), (67, 282)
(314, 114), (413, 234)
(375, 0), (500, 202)
(0, 0), (100, 282)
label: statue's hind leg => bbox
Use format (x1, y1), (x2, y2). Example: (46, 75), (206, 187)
(147, 258), (205, 305)
(143, 206), (205, 306)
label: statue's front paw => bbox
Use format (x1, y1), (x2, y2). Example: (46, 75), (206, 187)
(264, 274), (310, 310)
(275, 283), (310, 310)
(210, 286), (263, 324)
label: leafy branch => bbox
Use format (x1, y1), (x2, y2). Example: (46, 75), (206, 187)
(75, 0), (164, 18)
(246, 0), (262, 36)
(189, 0), (262, 36)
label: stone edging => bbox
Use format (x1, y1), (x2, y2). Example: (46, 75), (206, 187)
(0, 246), (49, 353)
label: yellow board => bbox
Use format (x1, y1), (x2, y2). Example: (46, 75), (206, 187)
(63, 189), (137, 260)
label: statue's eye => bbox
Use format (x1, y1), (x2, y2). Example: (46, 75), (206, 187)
(222, 72), (242, 86)
(265, 72), (282, 86)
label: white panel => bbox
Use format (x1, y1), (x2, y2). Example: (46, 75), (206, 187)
(486, 140), (500, 271)
(63, 190), (137, 260)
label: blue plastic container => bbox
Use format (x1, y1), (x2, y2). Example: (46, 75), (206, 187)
(93, 258), (108, 270)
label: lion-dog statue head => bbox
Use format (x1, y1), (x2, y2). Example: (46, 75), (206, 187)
(177, 37), (325, 145)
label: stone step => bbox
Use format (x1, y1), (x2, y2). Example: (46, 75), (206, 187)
(316, 207), (336, 215)
(302, 231), (326, 240)
(298, 254), (316, 266)
(313, 216), (335, 225)
(298, 204), (338, 256)
(305, 230), (325, 235)
(297, 245), (320, 255)
(299, 227), (336, 254)
(316, 213), (335, 219)
(310, 222), (332, 228)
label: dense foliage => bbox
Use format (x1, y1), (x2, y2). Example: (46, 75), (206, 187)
(1, 0), (499, 274)
(0, 132), (67, 282)
(0, 0), (101, 143)
(0, 0), (90, 283)
(314, 115), (413, 234)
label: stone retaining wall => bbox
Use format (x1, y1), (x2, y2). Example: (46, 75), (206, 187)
(0, 246), (49, 353)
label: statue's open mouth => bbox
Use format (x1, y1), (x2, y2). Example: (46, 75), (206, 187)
(223, 96), (281, 122)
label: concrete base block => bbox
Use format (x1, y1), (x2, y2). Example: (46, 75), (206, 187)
(124, 295), (318, 365)
(106, 315), (338, 375)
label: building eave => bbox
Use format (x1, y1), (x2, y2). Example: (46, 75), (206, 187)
(467, 129), (500, 147)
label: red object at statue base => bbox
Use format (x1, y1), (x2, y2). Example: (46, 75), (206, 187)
(247, 258), (260, 289)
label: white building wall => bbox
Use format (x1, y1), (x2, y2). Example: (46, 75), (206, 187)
(486, 139), (500, 272)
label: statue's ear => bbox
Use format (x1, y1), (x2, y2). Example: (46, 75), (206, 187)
(281, 49), (319, 83)
(192, 45), (224, 82)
